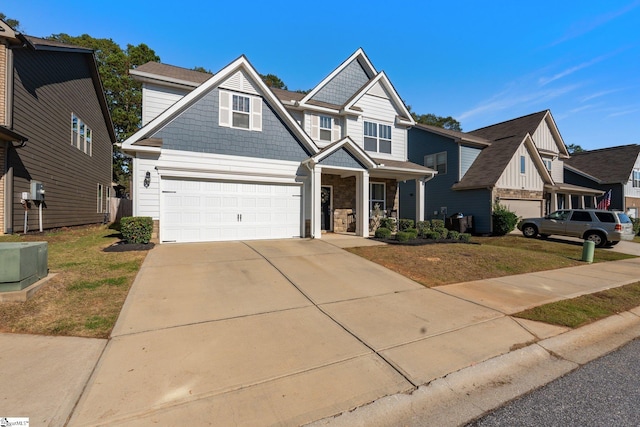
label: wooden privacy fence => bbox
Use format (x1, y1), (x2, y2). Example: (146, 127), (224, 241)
(109, 197), (132, 223)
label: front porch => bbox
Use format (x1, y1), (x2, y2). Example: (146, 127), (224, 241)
(545, 183), (604, 212)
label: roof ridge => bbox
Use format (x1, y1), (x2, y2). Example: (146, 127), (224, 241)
(469, 109), (548, 133)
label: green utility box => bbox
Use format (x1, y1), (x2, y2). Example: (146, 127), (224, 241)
(0, 242), (48, 292)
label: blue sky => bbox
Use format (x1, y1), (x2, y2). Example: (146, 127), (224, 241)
(4, 1), (640, 150)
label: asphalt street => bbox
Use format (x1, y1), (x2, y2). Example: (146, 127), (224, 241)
(467, 338), (640, 427)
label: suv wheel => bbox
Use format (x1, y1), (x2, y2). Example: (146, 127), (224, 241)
(522, 224), (538, 238)
(585, 231), (606, 248)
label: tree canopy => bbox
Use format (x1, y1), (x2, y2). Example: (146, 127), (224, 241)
(260, 73), (287, 90)
(48, 34), (160, 188)
(0, 12), (21, 31)
(566, 143), (584, 155)
(412, 113), (462, 131)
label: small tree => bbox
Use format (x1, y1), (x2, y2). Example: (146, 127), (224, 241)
(492, 203), (519, 236)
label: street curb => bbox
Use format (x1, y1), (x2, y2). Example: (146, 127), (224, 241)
(307, 308), (640, 427)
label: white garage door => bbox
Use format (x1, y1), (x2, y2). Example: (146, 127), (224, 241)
(503, 199), (543, 219)
(161, 178), (302, 243)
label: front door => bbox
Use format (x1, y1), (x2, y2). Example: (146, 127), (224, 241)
(321, 186), (332, 231)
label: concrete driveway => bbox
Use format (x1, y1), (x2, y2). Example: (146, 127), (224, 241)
(69, 239), (532, 426)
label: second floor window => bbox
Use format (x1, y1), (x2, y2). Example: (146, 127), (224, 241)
(71, 113), (92, 156)
(232, 95), (250, 129)
(319, 116), (332, 141)
(633, 170), (640, 187)
(364, 121), (392, 154)
(425, 152), (447, 174)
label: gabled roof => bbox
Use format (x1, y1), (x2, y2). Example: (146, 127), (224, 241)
(305, 137), (377, 169)
(453, 134), (552, 190)
(469, 110), (548, 141)
(300, 48), (377, 106)
(413, 123), (491, 146)
(130, 62), (212, 88)
(121, 55), (318, 155)
(565, 144), (640, 184)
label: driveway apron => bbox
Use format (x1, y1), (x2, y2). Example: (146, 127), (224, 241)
(69, 239), (534, 426)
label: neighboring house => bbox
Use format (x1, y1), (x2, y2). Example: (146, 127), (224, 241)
(0, 20), (115, 234)
(122, 49), (435, 243)
(564, 144), (640, 218)
(400, 110), (602, 233)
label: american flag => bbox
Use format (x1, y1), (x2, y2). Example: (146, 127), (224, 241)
(597, 189), (611, 210)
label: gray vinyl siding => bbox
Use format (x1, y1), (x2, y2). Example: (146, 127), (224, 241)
(153, 89), (311, 161)
(311, 59), (370, 106)
(10, 49), (112, 232)
(564, 169), (624, 210)
(460, 145), (481, 178)
(401, 127), (493, 233)
(319, 148), (365, 169)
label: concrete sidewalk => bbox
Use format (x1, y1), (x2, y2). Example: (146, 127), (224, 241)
(63, 237), (640, 426)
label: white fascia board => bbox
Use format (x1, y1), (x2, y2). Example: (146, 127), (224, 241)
(129, 69), (203, 89)
(295, 103), (341, 115)
(121, 144), (161, 155)
(308, 137), (377, 169)
(543, 111), (570, 158)
(564, 163), (603, 184)
(524, 135), (554, 184)
(122, 55), (319, 155)
(300, 48), (377, 105)
(342, 72), (416, 126)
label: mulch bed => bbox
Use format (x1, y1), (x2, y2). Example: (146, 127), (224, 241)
(103, 241), (155, 252)
(373, 238), (476, 246)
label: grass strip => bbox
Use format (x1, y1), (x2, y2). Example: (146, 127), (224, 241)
(514, 281), (640, 328)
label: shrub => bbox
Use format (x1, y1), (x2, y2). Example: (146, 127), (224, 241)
(374, 227), (392, 239)
(395, 231), (415, 242)
(405, 228), (418, 239)
(425, 231), (441, 240)
(120, 216), (153, 244)
(416, 220), (430, 236)
(379, 217), (396, 232)
(436, 228), (449, 239)
(398, 218), (415, 231)
(492, 203), (519, 236)
(632, 217), (640, 235)
(448, 230), (460, 240)
(459, 233), (472, 243)
(431, 219), (445, 229)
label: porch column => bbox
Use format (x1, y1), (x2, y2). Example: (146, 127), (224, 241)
(415, 178), (425, 222)
(579, 196), (585, 209)
(566, 194), (572, 209)
(312, 166), (322, 239)
(355, 170), (369, 237)
(550, 191), (558, 212)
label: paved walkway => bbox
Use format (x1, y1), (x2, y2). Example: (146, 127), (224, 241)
(64, 237), (640, 426)
(2, 235), (640, 426)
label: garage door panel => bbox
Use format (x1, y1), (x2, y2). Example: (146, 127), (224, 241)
(161, 178), (302, 243)
(503, 199), (543, 219)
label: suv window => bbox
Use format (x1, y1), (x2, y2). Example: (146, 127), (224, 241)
(570, 211), (592, 222)
(548, 210), (570, 220)
(594, 212), (616, 223)
(616, 213), (632, 224)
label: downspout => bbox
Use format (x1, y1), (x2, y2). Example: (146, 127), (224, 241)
(4, 145), (13, 234)
(303, 161), (315, 238)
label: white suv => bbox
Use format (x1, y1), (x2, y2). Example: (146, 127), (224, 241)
(517, 209), (635, 247)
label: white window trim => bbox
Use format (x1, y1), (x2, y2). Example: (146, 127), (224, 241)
(319, 115), (332, 142)
(363, 120), (392, 154)
(71, 113), (92, 156)
(369, 181), (386, 213)
(97, 183), (103, 213)
(219, 89), (262, 132)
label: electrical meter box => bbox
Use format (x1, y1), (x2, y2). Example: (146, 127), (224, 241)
(30, 181), (45, 201)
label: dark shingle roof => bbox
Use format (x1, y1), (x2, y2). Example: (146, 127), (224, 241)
(133, 62), (212, 84)
(271, 88), (306, 102)
(469, 110), (548, 141)
(413, 123), (491, 145)
(453, 135), (525, 190)
(565, 144), (640, 184)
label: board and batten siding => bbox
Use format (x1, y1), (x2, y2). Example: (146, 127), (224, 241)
(11, 48), (112, 232)
(550, 158), (564, 183)
(624, 155), (640, 199)
(496, 144), (544, 190)
(460, 145), (481, 179)
(352, 90), (406, 162)
(532, 119), (559, 154)
(142, 83), (190, 126)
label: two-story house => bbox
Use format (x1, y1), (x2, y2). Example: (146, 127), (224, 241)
(400, 110), (603, 233)
(121, 49), (435, 243)
(564, 144), (640, 218)
(0, 20), (114, 234)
